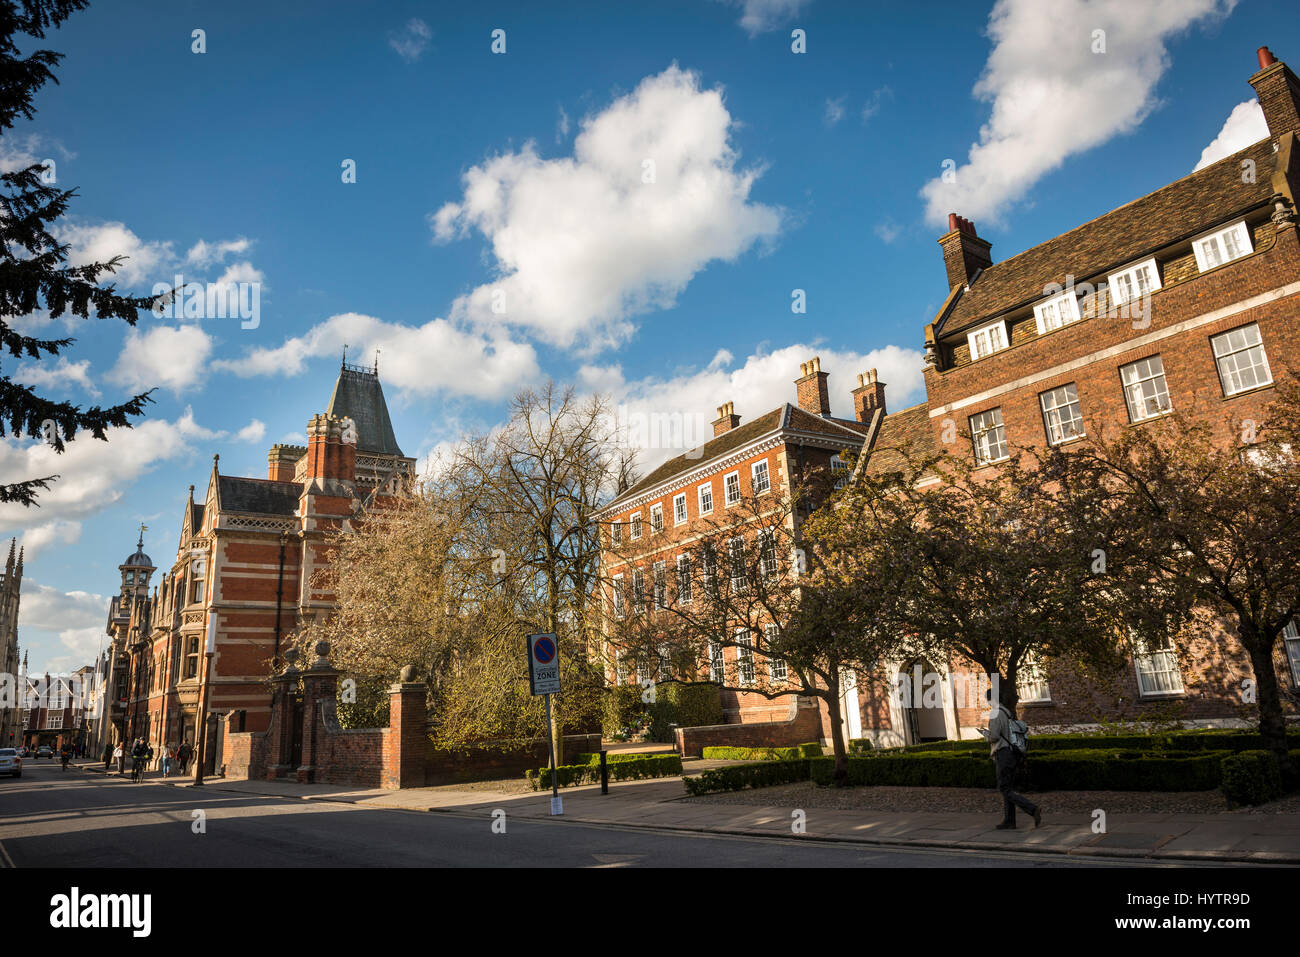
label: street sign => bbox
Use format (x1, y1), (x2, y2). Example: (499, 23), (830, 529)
(527, 633), (562, 695)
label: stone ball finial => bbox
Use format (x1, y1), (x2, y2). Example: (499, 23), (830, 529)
(283, 648), (299, 673)
(312, 639), (331, 670)
(399, 664), (416, 683)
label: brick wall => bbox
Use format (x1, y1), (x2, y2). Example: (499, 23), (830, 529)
(675, 701), (823, 756)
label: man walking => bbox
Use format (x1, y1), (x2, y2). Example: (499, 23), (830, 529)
(981, 686), (1041, 830)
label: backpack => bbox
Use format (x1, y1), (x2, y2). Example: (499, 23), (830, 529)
(999, 707), (1029, 760)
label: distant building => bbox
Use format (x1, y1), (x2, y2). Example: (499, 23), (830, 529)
(0, 540), (22, 748)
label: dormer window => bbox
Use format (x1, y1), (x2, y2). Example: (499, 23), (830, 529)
(1107, 258), (1161, 306)
(967, 319), (1009, 360)
(1033, 291), (1081, 335)
(1192, 220), (1252, 272)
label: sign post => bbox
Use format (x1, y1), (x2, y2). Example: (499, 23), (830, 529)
(526, 632), (562, 815)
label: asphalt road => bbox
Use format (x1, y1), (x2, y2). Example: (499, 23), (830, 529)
(1, 759), (1148, 868)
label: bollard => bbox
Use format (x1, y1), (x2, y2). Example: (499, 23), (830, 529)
(600, 749), (609, 795)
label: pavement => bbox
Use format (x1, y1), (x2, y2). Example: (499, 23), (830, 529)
(77, 758), (1300, 865)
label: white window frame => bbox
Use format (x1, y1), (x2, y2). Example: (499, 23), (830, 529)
(1192, 219), (1252, 273)
(676, 553), (692, 605)
(728, 536), (748, 593)
(610, 521), (622, 547)
(760, 532), (779, 581)
(632, 568), (645, 615)
(48, 713), (63, 729)
(697, 483), (713, 515)
(649, 503), (663, 535)
(735, 629), (756, 687)
(967, 319), (1009, 360)
(1033, 291), (1081, 335)
(1107, 257), (1162, 307)
(1039, 383), (1085, 446)
(673, 492), (687, 526)
(707, 640), (724, 684)
(1133, 634), (1185, 697)
(830, 454), (849, 490)
(1283, 620), (1300, 686)
(1120, 355), (1172, 423)
(1017, 652), (1051, 704)
(615, 651), (629, 686)
(764, 623), (787, 683)
(969, 407), (1009, 465)
(1211, 323), (1273, 397)
(751, 460), (771, 496)
(629, 512), (642, 540)
(723, 470), (741, 507)
(652, 560), (667, 611)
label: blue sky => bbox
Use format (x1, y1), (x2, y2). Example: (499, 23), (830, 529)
(4, 0), (1297, 673)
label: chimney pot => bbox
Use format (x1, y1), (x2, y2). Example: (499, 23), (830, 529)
(1259, 46), (1277, 69)
(851, 369), (887, 423)
(795, 356), (832, 417)
(713, 402), (741, 436)
(938, 213), (993, 290)
(1250, 45), (1300, 137)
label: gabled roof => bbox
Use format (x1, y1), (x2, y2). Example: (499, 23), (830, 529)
(327, 366), (404, 457)
(604, 403), (870, 512)
(861, 403), (935, 479)
(217, 476), (301, 516)
(938, 137), (1279, 338)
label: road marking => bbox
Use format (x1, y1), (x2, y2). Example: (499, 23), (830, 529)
(0, 839), (15, 868)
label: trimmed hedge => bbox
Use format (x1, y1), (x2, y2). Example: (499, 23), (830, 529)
(574, 751), (670, 764)
(888, 731), (1300, 756)
(701, 742), (823, 761)
(849, 738), (874, 754)
(807, 749), (1230, 791)
(683, 759), (811, 796)
(1221, 750), (1287, 806)
(525, 753), (683, 790)
(602, 681), (724, 742)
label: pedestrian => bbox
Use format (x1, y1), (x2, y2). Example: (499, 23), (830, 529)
(980, 686), (1041, 830)
(178, 741), (189, 775)
(103, 743), (112, 770)
(113, 742), (124, 774)
(162, 745), (173, 777)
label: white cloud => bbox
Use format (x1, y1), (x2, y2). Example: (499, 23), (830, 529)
(108, 324), (214, 394)
(17, 520), (82, 558)
(12, 357), (100, 398)
(824, 96), (846, 126)
(0, 409), (264, 540)
(1194, 98), (1268, 170)
(214, 311), (539, 401)
(235, 420), (266, 444)
(389, 18), (431, 61)
(0, 132), (73, 174)
(587, 341), (927, 472)
(874, 221), (901, 244)
(185, 236), (252, 267)
(920, 0), (1237, 227)
(720, 0), (812, 36)
(19, 582), (108, 634)
(861, 86), (892, 123)
(57, 221), (174, 287)
(556, 105), (571, 143)
(432, 65), (782, 352)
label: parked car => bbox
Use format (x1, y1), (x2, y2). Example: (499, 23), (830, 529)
(17, 745), (30, 758)
(0, 748), (20, 778)
(36, 746), (53, 759)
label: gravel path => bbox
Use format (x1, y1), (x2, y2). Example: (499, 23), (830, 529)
(680, 781), (1294, 815)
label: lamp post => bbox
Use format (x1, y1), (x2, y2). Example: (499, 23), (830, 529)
(192, 611), (216, 787)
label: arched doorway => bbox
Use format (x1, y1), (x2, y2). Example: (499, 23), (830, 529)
(898, 659), (949, 745)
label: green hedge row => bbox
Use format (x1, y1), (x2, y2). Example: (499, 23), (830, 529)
(890, 731), (1300, 755)
(1221, 750), (1292, 806)
(574, 751), (672, 764)
(602, 682), (724, 742)
(701, 742), (823, 761)
(525, 753), (683, 790)
(849, 738), (874, 754)
(807, 749), (1230, 791)
(683, 759), (811, 796)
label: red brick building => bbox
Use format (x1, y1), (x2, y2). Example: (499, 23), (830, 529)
(595, 356), (884, 746)
(108, 361), (413, 772)
(855, 46), (1300, 745)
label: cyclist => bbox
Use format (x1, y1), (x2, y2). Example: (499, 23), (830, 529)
(130, 738), (147, 783)
(60, 745), (70, 771)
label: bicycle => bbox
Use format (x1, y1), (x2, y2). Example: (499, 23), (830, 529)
(130, 756), (145, 783)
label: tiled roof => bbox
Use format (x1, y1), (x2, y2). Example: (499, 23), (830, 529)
(938, 137), (1278, 337)
(218, 476), (301, 515)
(862, 403), (935, 478)
(606, 404), (870, 511)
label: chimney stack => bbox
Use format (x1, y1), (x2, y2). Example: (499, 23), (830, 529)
(268, 444), (306, 482)
(851, 368), (887, 423)
(795, 356), (832, 417)
(713, 402), (741, 436)
(939, 213), (993, 291)
(1250, 46), (1300, 137)
(303, 414), (356, 485)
